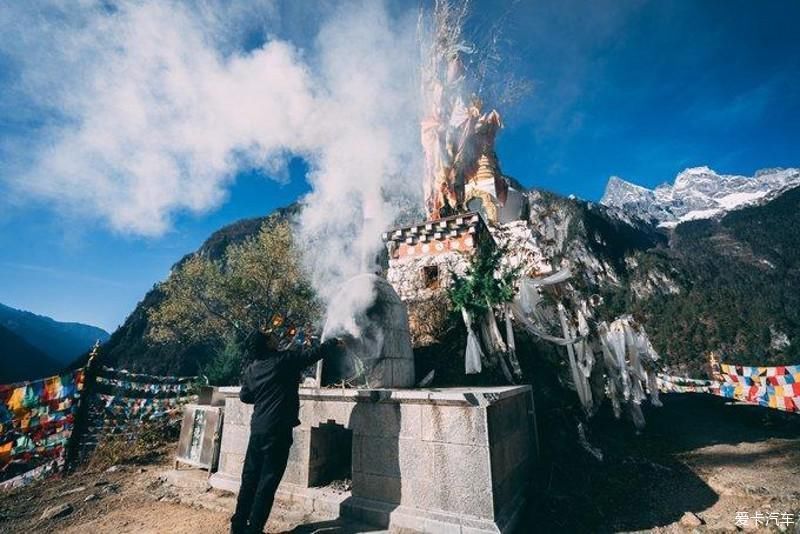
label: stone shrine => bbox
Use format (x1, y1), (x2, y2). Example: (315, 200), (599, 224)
(204, 8), (540, 532)
(319, 273), (415, 388)
(209, 385), (534, 533)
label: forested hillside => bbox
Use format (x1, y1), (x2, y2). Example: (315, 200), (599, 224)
(620, 186), (800, 374)
(94, 208), (300, 377)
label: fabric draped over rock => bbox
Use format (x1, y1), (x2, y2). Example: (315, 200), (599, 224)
(511, 270), (581, 346)
(559, 303), (594, 414)
(461, 308), (484, 375)
(596, 316), (662, 429)
(456, 262), (664, 429)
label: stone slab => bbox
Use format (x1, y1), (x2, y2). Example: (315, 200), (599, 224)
(351, 471), (402, 503)
(357, 436), (400, 477)
(432, 442), (493, 495)
(422, 405), (488, 445)
(219, 452), (245, 483)
(218, 423), (249, 452)
(292, 386), (527, 406)
(350, 403), (423, 439)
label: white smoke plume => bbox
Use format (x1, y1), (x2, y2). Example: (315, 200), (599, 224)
(0, 0), (422, 305)
(294, 3), (421, 301)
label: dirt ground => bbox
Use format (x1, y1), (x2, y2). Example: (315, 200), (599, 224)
(1, 393), (798, 533)
(0, 454), (317, 533)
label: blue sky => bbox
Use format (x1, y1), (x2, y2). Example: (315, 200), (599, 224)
(1, 0), (798, 332)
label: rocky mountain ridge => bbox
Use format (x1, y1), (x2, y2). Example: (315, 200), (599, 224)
(601, 166), (800, 227)
(484, 185), (799, 374)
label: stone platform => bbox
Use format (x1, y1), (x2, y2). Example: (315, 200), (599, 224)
(209, 386), (534, 534)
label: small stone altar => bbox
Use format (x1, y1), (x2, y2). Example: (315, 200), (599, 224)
(209, 385), (534, 534)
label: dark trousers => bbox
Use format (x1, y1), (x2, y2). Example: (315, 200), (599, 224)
(231, 429), (293, 534)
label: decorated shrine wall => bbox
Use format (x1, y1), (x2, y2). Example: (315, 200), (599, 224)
(394, 231), (478, 261)
(386, 251), (468, 302)
(382, 213), (498, 347)
(383, 212), (494, 303)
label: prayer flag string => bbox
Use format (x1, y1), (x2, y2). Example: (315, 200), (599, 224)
(0, 369), (84, 489)
(658, 366), (800, 413)
(2, 364), (198, 490)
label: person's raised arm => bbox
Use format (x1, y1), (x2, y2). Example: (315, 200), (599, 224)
(285, 337), (344, 374)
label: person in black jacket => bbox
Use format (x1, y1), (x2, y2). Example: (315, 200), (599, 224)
(230, 328), (344, 534)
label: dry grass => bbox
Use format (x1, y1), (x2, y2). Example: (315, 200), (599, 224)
(86, 421), (179, 471)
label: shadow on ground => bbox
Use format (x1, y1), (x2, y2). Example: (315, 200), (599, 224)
(288, 518), (376, 533)
(523, 393), (800, 533)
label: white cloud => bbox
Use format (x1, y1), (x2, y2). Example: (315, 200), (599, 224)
(0, 0), (423, 302)
(0, 0), (420, 239)
(296, 2), (421, 299)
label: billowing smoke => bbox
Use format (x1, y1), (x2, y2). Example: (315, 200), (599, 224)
(294, 3), (421, 303)
(0, 0), (422, 309)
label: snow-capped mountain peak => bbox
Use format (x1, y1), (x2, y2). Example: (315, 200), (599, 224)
(601, 166), (800, 227)
(603, 176), (654, 203)
(673, 166), (720, 190)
